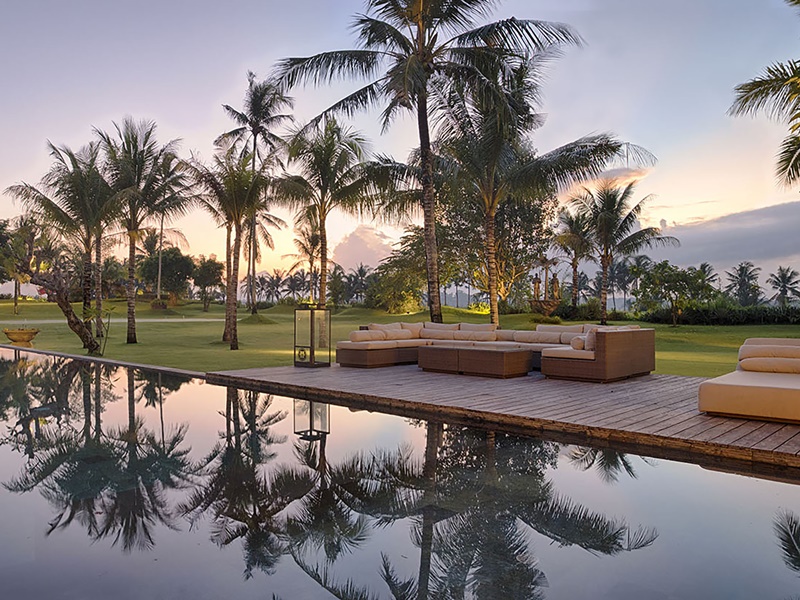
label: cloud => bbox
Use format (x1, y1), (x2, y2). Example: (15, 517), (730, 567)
(648, 201), (800, 281)
(331, 225), (393, 271)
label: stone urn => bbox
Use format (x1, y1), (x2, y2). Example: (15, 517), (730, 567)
(3, 328), (41, 347)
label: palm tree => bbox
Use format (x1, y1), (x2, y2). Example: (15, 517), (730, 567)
(571, 181), (678, 324)
(276, 118), (376, 306)
(730, 1), (800, 186)
(187, 147), (270, 350)
(347, 264), (372, 304)
(96, 117), (181, 344)
(277, 0), (583, 323)
(283, 218), (322, 302)
(767, 265), (800, 307)
(725, 261), (763, 307)
(555, 210), (595, 308)
(217, 71), (294, 315)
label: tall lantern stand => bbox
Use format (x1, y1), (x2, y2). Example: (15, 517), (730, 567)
(293, 399), (330, 442)
(294, 303), (332, 367)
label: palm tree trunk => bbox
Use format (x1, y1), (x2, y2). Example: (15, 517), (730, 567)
(600, 257), (610, 325)
(94, 232), (104, 338)
(94, 363), (102, 440)
(417, 93), (443, 323)
(418, 421), (442, 599)
(223, 223), (232, 342)
(572, 258), (580, 308)
(82, 246), (93, 342)
(250, 136), (259, 315)
(47, 281), (101, 354)
(126, 232), (137, 344)
(319, 214), (328, 306)
(82, 365), (92, 444)
(485, 209), (500, 325)
(227, 224), (242, 350)
(13, 278), (19, 315)
(156, 213), (164, 303)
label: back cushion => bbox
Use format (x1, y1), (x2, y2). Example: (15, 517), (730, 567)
(495, 329), (516, 341)
(739, 357), (800, 374)
(514, 331), (562, 344)
(744, 337), (800, 347)
(459, 323), (498, 332)
(420, 329), (456, 340)
(536, 324), (584, 333)
(560, 332), (583, 344)
(400, 322), (424, 337)
(454, 330), (497, 342)
(350, 330), (387, 342)
(368, 322), (402, 331)
(571, 335), (586, 350)
(423, 322), (460, 331)
(384, 329), (414, 341)
(739, 344), (800, 360)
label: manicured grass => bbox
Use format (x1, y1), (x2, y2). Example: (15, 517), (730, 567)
(1, 300), (798, 377)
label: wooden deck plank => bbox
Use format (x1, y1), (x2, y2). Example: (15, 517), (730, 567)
(205, 365), (800, 473)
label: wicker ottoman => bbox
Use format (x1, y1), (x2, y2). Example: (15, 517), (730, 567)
(418, 346), (533, 378)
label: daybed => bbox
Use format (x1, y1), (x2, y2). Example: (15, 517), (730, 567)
(698, 338), (800, 422)
(336, 322), (656, 382)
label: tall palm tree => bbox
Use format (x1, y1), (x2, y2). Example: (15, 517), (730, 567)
(277, 0), (582, 323)
(571, 181), (678, 324)
(217, 71), (294, 315)
(725, 261), (763, 307)
(96, 117), (181, 344)
(240, 194), (285, 312)
(187, 147), (270, 350)
(555, 210), (595, 308)
(283, 219), (321, 303)
(276, 118), (376, 306)
(730, 0), (800, 186)
(767, 265), (800, 307)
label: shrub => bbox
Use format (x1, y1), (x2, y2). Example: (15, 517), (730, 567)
(639, 299), (800, 325)
(468, 301), (490, 313)
(529, 313), (562, 324)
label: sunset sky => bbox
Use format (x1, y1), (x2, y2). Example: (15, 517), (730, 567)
(1, 0), (798, 282)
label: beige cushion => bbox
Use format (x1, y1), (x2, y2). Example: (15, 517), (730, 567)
(744, 337), (800, 347)
(368, 322), (402, 331)
(536, 324), (584, 333)
(476, 341), (528, 350)
(459, 323), (497, 332)
(541, 347), (596, 360)
(350, 330), (386, 342)
(740, 357), (800, 374)
(698, 370), (800, 421)
(429, 339), (474, 347)
(400, 322), (424, 337)
(423, 321), (460, 331)
(337, 340), (398, 350)
(514, 331), (562, 344)
(582, 324), (600, 333)
(495, 329), (516, 341)
(571, 335), (586, 350)
(384, 329), (414, 341)
(454, 330), (497, 342)
(514, 342), (565, 352)
(560, 332), (583, 344)
(420, 329), (456, 340)
(585, 328), (598, 351)
(739, 345), (800, 360)
(395, 338), (431, 348)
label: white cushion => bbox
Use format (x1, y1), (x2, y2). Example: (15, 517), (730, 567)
(368, 322), (402, 331)
(400, 322), (424, 337)
(395, 338), (431, 348)
(349, 330), (386, 342)
(495, 329), (516, 341)
(744, 337), (800, 347)
(384, 329), (414, 340)
(428, 339), (474, 347)
(541, 347), (596, 360)
(536, 324), (584, 333)
(560, 332), (583, 344)
(513, 342), (565, 352)
(514, 331), (562, 344)
(423, 321), (460, 331)
(739, 345), (800, 360)
(459, 322), (497, 332)
(420, 329), (456, 340)
(454, 330), (497, 342)
(699, 370), (800, 421)
(571, 335), (586, 350)
(740, 357), (800, 374)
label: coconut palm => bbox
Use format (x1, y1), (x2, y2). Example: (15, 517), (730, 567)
(276, 118), (378, 306)
(725, 261), (763, 307)
(730, 1), (800, 186)
(571, 181), (678, 324)
(768, 265), (800, 307)
(555, 210), (595, 308)
(96, 117), (181, 344)
(277, 0), (584, 323)
(187, 147), (270, 349)
(217, 71), (294, 315)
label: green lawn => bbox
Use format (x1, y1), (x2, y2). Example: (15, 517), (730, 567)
(1, 299), (797, 377)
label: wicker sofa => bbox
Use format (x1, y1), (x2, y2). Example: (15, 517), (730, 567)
(698, 338), (800, 422)
(336, 322), (655, 381)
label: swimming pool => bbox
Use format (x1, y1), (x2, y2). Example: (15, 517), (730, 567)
(1, 348), (799, 599)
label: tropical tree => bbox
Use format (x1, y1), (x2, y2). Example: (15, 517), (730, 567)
(571, 181), (679, 324)
(138, 247), (195, 304)
(217, 71), (294, 315)
(278, 0), (586, 323)
(768, 265), (800, 307)
(276, 118), (378, 306)
(187, 147), (270, 349)
(97, 117), (182, 344)
(555, 210), (595, 308)
(725, 261), (763, 307)
(283, 218), (322, 302)
(730, 0), (800, 186)
(193, 255), (225, 312)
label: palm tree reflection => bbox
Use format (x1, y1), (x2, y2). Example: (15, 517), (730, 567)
(568, 446), (655, 484)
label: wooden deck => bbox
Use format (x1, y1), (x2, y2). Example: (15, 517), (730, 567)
(206, 365), (800, 478)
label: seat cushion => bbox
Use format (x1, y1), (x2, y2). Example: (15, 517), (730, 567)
(459, 323), (497, 332)
(513, 342), (565, 352)
(395, 338), (431, 348)
(698, 370), (800, 421)
(429, 339), (475, 347)
(541, 347), (596, 360)
(495, 329), (516, 341)
(336, 340), (399, 350)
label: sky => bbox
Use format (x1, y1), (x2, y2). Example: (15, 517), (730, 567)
(1, 0), (798, 286)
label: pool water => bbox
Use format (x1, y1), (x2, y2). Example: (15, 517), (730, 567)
(1, 348), (800, 599)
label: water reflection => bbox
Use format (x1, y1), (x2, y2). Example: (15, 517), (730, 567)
(568, 446), (656, 484)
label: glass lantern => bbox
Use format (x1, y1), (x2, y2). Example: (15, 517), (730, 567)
(293, 399), (330, 441)
(294, 303), (331, 367)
